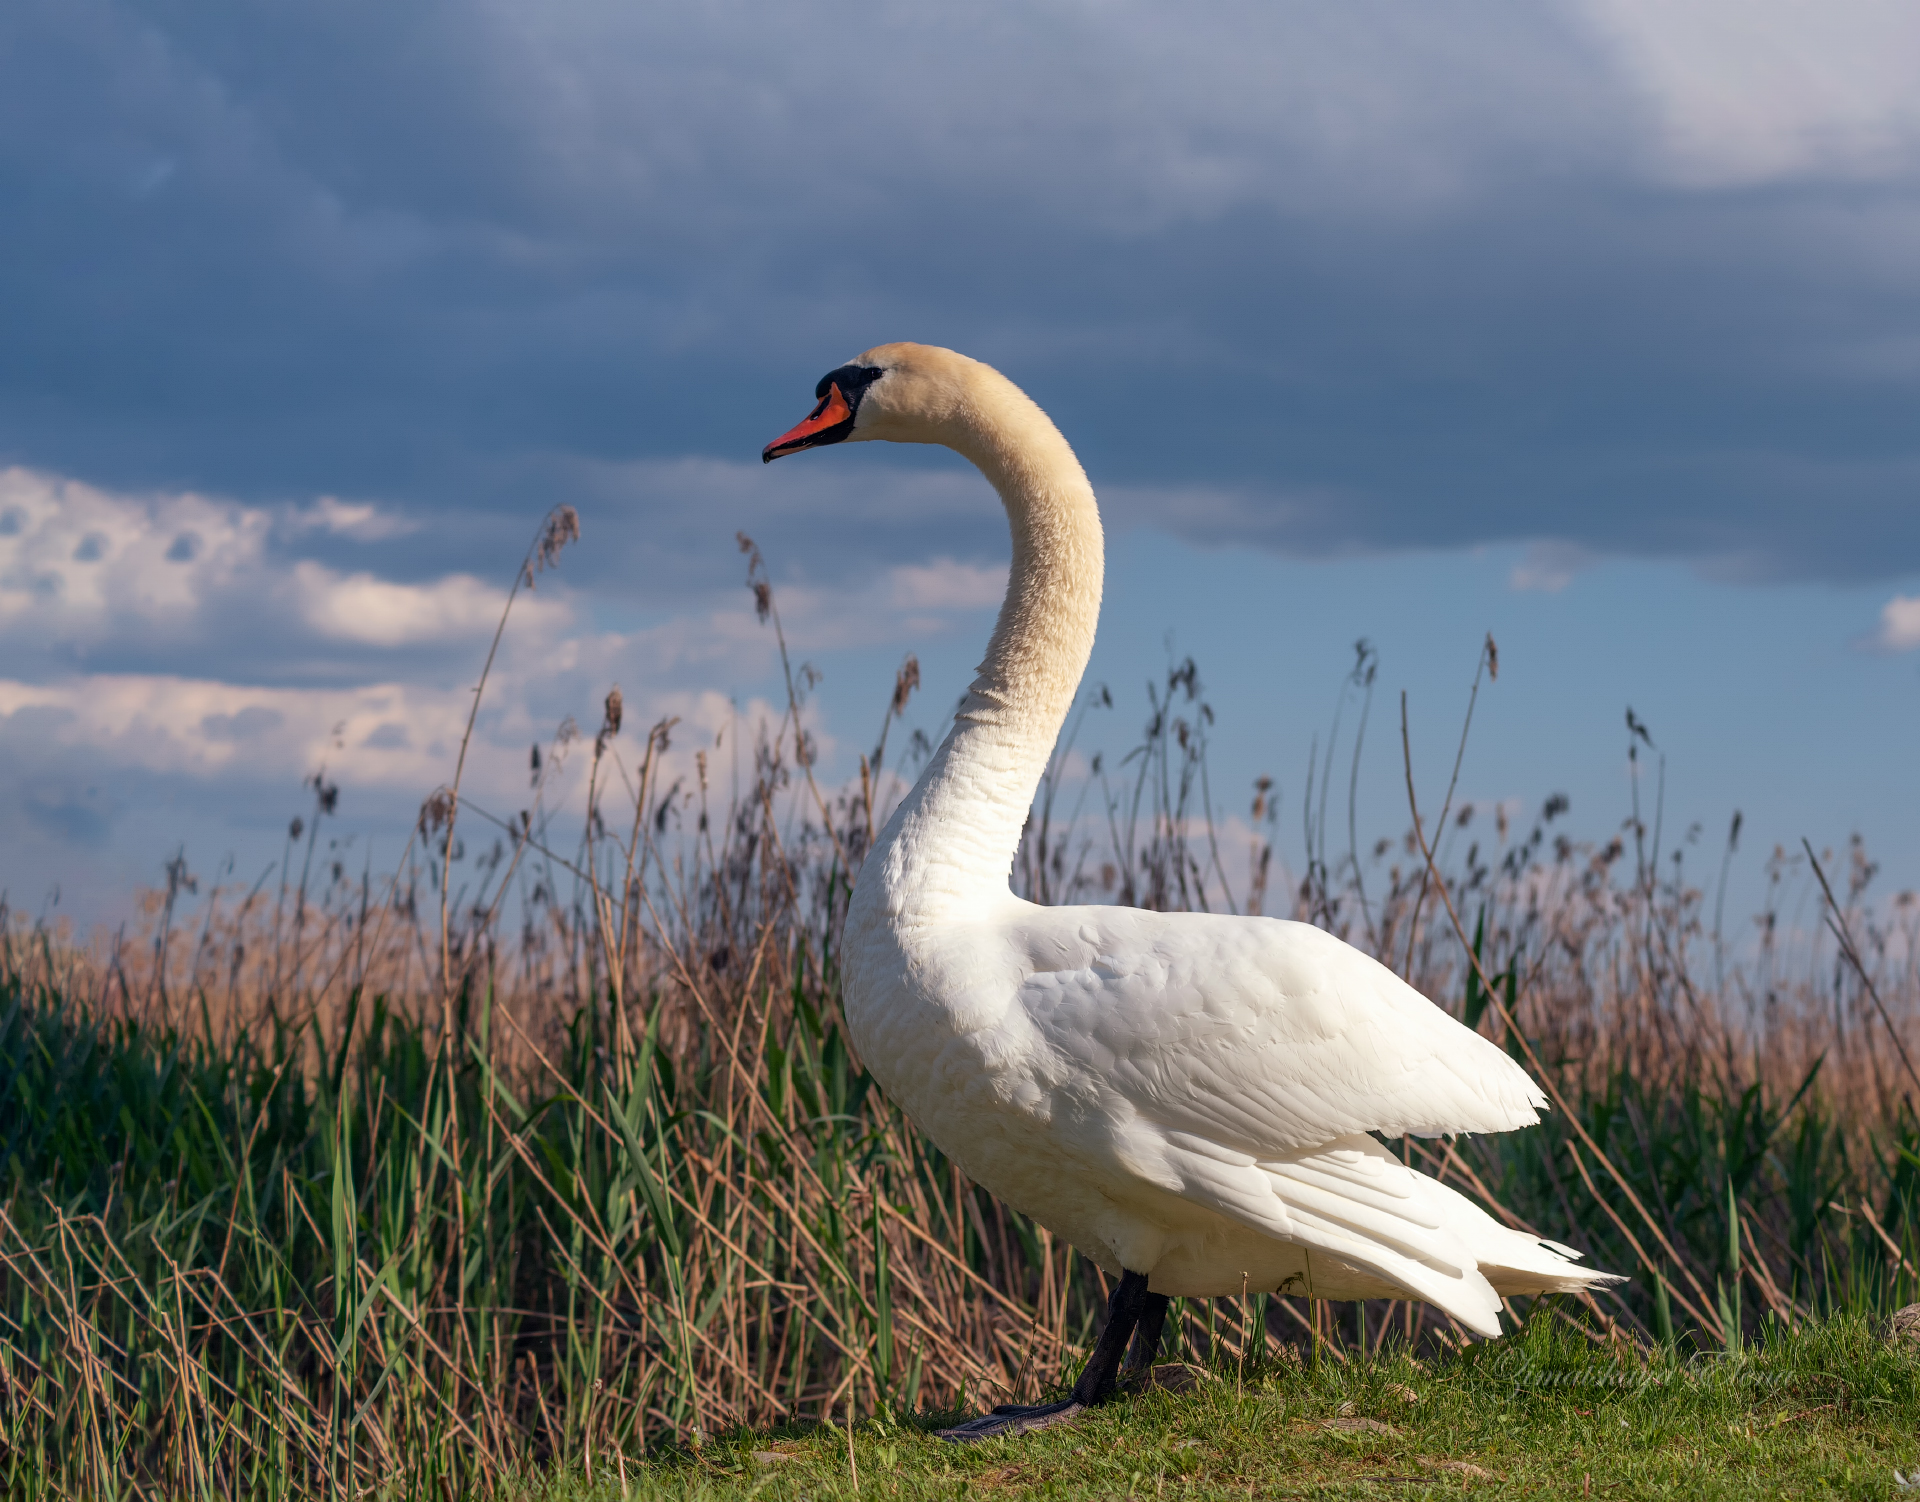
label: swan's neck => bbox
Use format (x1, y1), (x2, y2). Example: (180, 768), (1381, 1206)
(870, 390), (1104, 915)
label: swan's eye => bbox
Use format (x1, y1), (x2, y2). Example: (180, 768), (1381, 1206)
(813, 364), (887, 401)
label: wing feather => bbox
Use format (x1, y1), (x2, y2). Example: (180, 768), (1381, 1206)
(1018, 907), (1544, 1157)
(994, 906), (1613, 1333)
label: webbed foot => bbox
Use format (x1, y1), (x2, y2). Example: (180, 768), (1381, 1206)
(935, 1399), (1086, 1442)
(934, 1270), (1167, 1444)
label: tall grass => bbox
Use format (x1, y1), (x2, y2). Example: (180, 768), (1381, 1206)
(2, 522), (1918, 1498)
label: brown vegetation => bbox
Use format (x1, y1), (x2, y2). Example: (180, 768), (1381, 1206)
(3, 519), (1917, 1497)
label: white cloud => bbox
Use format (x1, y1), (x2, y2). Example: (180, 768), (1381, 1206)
(286, 495), (419, 541)
(1577, 0), (1920, 186)
(0, 465), (566, 663)
(739, 562), (1006, 658)
(1510, 540), (1596, 593)
(1863, 594), (1920, 652)
(887, 559), (1006, 612)
(0, 674), (465, 787)
(0, 466), (271, 642)
(292, 561), (559, 647)
(0, 461), (1012, 921)
(0, 668), (795, 809)
(397, 0), (1920, 240)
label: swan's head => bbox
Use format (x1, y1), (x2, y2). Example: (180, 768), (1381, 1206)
(761, 342), (979, 462)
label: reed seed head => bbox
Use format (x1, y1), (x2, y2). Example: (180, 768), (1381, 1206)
(1350, 638), (1378, 687)
(163, 853), (197, 898)
(418, 788), (455, 835)
(891, 654), (921, 716)
(524, 505), (581, 587)
(308, 771), (339, 816)
(735, 533), (778, 622)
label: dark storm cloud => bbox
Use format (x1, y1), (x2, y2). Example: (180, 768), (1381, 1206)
(4, 0), (1920, 599)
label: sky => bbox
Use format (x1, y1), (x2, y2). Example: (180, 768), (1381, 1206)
(1, 0), (1917, 932)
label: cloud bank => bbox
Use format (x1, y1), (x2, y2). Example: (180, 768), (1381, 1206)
(0, 459), (1013, 911)
(2, 0), (1919, 584)
(4, 1), (1920, 913)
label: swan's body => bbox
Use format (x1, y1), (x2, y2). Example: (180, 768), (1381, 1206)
(763, 344), (1619, 1432)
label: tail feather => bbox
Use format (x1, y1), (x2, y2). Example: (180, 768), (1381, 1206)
(1163, 1130), (1626, 1338)
(1260, 1135), (1625, 1333)
(1420, 1163), (1628, 1300)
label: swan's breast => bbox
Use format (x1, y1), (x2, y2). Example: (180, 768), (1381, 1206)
(841, 899), (1138, 1189)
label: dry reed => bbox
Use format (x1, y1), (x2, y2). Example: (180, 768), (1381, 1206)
(2, 532), (1918, 1499)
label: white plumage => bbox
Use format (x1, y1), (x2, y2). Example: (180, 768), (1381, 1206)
(765, 341), (1619, 1354)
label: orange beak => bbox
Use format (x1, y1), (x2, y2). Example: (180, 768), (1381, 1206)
(763, 382), (854, 462)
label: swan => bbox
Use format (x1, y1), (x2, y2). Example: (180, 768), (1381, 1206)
(762, 343), (1621, 1440)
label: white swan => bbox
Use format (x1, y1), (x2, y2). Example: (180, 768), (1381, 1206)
(763, 343), (1620, 1439)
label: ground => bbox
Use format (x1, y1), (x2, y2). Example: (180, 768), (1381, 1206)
(497, 1313), (1920, 1501)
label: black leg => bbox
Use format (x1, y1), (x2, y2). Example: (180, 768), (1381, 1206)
(936, 1271), (1153, 1442)
(1068, 1271), (1151, 1404)
(1123, 1291), (1170, 1375)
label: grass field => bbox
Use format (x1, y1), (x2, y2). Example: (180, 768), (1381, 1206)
(500, 1313), (1920, 1500)
(4, 525), (1919, 1498)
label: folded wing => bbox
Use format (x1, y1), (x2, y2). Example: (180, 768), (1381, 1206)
(1019, 908), (1546, 1154)
(1013, 908), (1617, 1332)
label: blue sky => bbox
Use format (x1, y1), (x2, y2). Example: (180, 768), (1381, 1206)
(2, 0), (1917, 927)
